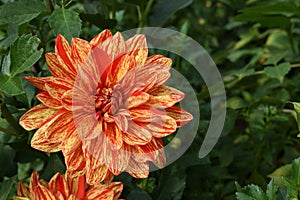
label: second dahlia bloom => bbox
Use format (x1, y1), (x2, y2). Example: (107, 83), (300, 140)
(20, 30), (193, 184)
(13, 172), (122, 200)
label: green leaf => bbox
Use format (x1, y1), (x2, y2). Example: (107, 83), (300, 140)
(0, 145), (15, 177)
(266, 180), (278, 199)
(0, 24), (18, 51)
(40, 153), (66, 180)
(49, 8), (82, 43)
(0, 34), (43, 95)
(127, 188), (152, 200)
(235, 184), (267, 200)
(227, 97), (247, 110)
(234, 2), (300, 28)
(149, 0), (193, 26)
(0, 176), (17, 200)
(233, 28), (259, 50)
(263, 52), (288, 66)
(0, 0), (45, 26)
(264, 62), (291, 82)
(292, 102), (300, 132)
(266, 30), (292, 52)
(152, 150), (207, 200)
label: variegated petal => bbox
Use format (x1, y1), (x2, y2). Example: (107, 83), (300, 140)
(19, 104), (58, 131)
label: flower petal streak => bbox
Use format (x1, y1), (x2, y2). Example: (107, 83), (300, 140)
(166, 106), (193, 126)
(146, 85), (185, 108)
(19, 104), (58, 131)
(126, 34), (148, 66)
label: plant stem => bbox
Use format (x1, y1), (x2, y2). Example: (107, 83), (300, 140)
(0, 101), (23, 136)
(137, 0), (154, 33)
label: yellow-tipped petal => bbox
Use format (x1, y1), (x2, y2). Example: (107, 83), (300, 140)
(90, 29), (112, 47)
(48, 173), (69, 198)
(17, 183), (30, 197)
(46, 53), (76, 81)
(145, 85), (185, 108)
(122, 121), (152, 145)
(71, 37), (91, 63)
(144, 54), (172, 69)
(55, 34), (76, 75)
(45, 79), (73, 100)
(99, 32), (126, 61)
(125, 91), (149, 109)
(30, 111), (73, 152)
(108, 182), (123, 200)
(166, 106), (193, 126)
(19, 104), (58, 131)
(145, 115), (177, 138)
(126, 34), (148, 66)
(86, 165), (109, 185)
(85, 185), (114, 200)
(24, 76), (54, 91)
(126, 159), (149, 179)
(33, 185), (56, 200)
(36, 91), (62, 109)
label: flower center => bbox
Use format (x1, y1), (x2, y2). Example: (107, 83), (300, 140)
(95, 87), (113, 121)
(94, 86), (123, 123)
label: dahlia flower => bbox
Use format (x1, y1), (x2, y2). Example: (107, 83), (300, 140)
(13, 172), (122, 200)
(19, 30), (193, 184)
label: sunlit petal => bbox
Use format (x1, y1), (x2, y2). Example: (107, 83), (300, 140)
(145, 85), (185, 108)
(126, 34), (148, 66)
(166, 106), (193, 126)
(19, 104), (58, 131)
(126, 159), (149, 178)
(36, 91), (62, 109)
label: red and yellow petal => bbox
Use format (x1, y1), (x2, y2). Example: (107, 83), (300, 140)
(36, 91), (62, 109)
(24, 76), (54, 91)
(144, 115), (177, 138)
(126, 34), (148, 67)
(126, 159), (149, 179)
(122, 121), (152, 145)
(30, 111), (74, 152)
(85, 164), (109, 185)
(55, 34), (76, 75)
(45, 79), (73, 100)
(99, 32), (126, 61)
(32, 185), (56, 200)
(125, 91), (149, 109)
(46, 53), (76, 81)
(165, 106), (193, 126)
(85, 186), (114, 200)
(129, 139), (160, 163)
(145, 85), (185, 108)
(104, 54), (135, 87)
(48, 173), (69, 198)
(19, 104), (58, 131)
(64, 145), (86, 173)
(17, 183), (30, 198)
(104, 123), (123, 150)
(107, 182), (123, 200)
(71, 37), (91, 64)
(90, 29), (112, 48)
(144, 54), (172, 69)
(66, 175), (86, 199)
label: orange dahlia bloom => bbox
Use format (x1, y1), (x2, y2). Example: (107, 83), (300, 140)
(19, 30), (193, 184)
(13, 172), (123, 200)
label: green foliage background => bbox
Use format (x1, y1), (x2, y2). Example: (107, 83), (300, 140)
(0, 0), (300, 199)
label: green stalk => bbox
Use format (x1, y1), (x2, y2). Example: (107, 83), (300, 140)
(0, 100), (24, 136)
